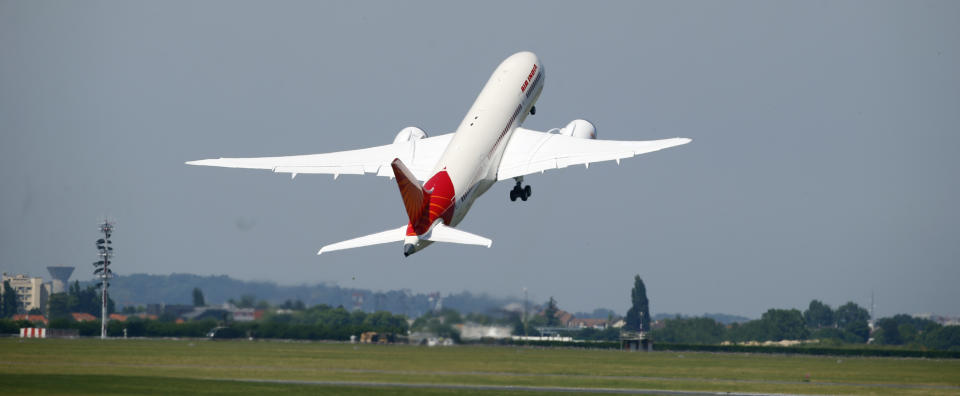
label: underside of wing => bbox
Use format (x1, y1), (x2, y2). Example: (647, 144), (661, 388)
(497, 127), (691, 181)
(187, 133), (453, 181)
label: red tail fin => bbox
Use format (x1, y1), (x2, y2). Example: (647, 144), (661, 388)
(391, 158), (426, 223)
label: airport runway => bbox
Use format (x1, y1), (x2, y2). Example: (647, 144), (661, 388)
(218, 377), (813, 395)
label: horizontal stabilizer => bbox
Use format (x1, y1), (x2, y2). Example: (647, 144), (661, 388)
(424, 223), (492, 248)
(317, 225), (407, 255)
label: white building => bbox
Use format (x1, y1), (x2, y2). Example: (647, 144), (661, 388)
(458, 323), (513, 340)
(2, 273), (50, 314)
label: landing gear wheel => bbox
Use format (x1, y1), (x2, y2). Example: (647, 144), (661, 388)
(510, 176), (532, 203)
(530, 106), (536, 115)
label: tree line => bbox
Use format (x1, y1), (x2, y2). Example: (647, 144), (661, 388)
(0, 303), (409, 340)
(99, 273), (515, 317)
(650, 299), (959, 351)
(4, 278), (959, 351)
(46, 281), (116, 319)
(0, 280), (119, 319)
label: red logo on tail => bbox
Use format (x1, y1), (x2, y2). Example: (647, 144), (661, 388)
(391, 159), (456, 237)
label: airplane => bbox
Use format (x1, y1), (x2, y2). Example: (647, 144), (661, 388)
(187, 51), (691, 257)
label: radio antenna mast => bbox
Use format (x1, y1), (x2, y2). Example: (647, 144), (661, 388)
(94, 220), (115, 339)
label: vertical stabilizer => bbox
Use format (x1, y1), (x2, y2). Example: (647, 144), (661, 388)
(391, 158), (426, 223)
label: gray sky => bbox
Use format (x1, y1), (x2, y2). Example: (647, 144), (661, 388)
(2, 1), (958, 318)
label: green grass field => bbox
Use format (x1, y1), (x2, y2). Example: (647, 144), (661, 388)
(1, 338), (958, 395)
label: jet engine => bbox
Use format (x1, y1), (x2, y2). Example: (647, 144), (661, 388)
(558, 119), (597, 139)
(393, 126), (428, 143)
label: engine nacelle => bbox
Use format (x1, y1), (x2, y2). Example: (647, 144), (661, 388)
(393, 126), (428, 143)
(558, 119), (597, 139)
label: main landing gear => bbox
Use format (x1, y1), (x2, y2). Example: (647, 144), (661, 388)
(509, 177), (532, 202)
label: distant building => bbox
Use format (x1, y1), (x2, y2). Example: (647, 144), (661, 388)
(409, 332), (456, 346)
(160, 303), (264, 322)
(12, 314), (49, 326)
(162, 304), (194, 318)
(568, 318), (609, 329)
(181, 306), (230, 321)
(229, 307), (264, 322)
(458, 323), (513, 340)
(71, 312), (97, 322)
(2, 273), (50, 314)
(352, 292), (364, 311)
(538, 308), (575, 327)
(512, 335), (575, 342)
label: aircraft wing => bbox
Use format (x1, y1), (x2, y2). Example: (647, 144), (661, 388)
(186, 134), (453, 181)
(497, 127), (691, 181)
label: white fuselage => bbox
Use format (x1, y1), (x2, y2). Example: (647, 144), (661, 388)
(432, 51), (544, 227)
